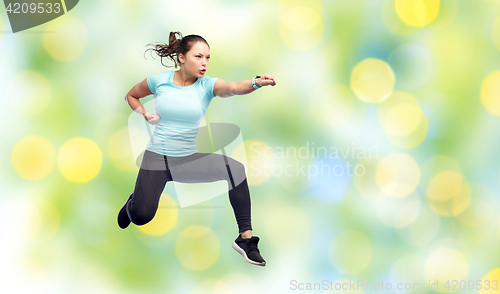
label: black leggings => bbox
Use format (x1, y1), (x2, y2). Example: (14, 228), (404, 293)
(127, 149), (252, 233)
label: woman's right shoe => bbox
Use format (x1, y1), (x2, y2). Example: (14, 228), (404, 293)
(117, 192), (133, 229)
(232, 234), (266, 266)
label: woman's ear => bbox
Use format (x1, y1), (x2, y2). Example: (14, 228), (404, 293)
(178, 53), (185, 64)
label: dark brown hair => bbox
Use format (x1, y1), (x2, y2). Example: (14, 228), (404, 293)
(144, 31), (210, 68)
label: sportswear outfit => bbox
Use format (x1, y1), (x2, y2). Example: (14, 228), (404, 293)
(117, 70), (265, 266)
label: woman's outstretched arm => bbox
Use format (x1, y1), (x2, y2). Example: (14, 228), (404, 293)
(213, 73), (276, 98)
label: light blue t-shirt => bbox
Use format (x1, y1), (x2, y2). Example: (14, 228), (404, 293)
(145, 70), (218, 157)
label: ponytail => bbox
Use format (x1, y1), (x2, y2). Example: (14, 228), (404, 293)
(144, 32), (210, 68)
(144, 31), (183, 68)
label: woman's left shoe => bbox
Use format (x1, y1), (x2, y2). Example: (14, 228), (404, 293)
(232, 234), (266, 266)
(117, 192), (133, 229)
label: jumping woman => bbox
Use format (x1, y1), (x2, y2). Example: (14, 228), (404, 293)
(117, 31), (276, 266)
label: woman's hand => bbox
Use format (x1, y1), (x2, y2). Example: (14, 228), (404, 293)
(257, 74), (277, 87)
(144, 111), (161, 125)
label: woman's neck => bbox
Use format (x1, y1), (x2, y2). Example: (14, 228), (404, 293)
(174, 69), (197, 87)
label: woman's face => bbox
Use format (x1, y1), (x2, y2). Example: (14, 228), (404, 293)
(179, 41), (210, 78)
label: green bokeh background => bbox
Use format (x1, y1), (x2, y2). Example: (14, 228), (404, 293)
(2, 0), (500, 293)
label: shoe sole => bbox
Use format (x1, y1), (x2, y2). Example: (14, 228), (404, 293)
(232, 242), (266, 266)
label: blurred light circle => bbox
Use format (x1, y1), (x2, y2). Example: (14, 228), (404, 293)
(397, 207), (440, 246)
(492, 16), (500, 51)
(8, 71), (51, 116)
(428, 185), (471, 218)
(455, 183), (496, 228)
(138, 193), (177, 236)
(419, 155), (462, 190)
(426, 171), (471, 217)
(375, 192), (421, 228)
(308, 83), (354, 128)
(377, 92), (428, 149)
(281, 6), (320, 32)
(350, 58), (395, 103)
(12, 135), (55, 180)
(389, 43), (433, 90)
(395, 0), (440, 27)
(58, 137), (102, 183)
(107, 127), (136, 172)
(279, 4), (324, 51)
(420, 156), (469, 217)
(266, 207), (311, 251)
(384, 0), (455, 36)
(386, 114), (429, 149)
(329, 230), (373, 274)
(382, 0), (419, 36)
(424, 247), (469, 292)
(479, 268), (500, 294)
(481, 70), (500, 116)
(376, 153), (420, 197)
(427, 171), (463, 201)
(384, 104), (423, 136)
(175, 225), (220, 271)
(230, 140), (274, 186)
(43, 16), (88, 62)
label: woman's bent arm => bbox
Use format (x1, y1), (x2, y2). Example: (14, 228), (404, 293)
(125, 78), (160, 125)
(125, 78), (153, 116)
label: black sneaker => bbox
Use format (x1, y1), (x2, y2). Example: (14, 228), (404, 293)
(117, 192), (133, 229)
(232, 234), (266, 266)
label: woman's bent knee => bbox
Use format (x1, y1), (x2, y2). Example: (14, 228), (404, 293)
(128, 205), (156, 226)
(226, 158), (246, 185)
